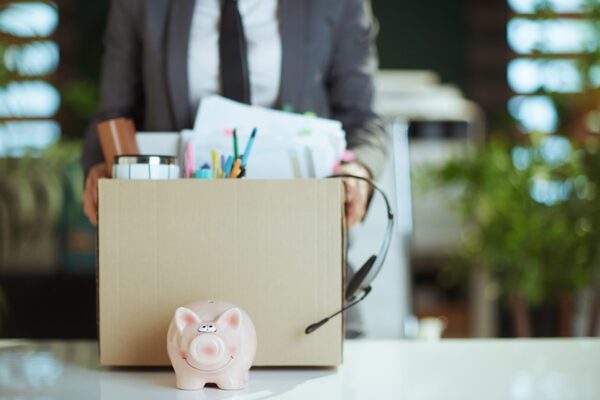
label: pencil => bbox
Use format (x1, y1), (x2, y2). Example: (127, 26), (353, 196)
(229, 158), (242, 178)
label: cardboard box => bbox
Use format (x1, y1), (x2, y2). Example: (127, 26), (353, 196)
(98, 179), (344, 366)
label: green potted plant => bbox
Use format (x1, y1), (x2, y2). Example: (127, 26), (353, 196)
(424, 133), (600, 336)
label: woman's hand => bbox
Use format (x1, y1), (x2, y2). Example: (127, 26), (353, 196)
(83, 162), (108, 226)
(337, 162), (371, 227)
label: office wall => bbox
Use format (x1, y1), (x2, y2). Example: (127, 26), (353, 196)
(372, 0), (467, 88)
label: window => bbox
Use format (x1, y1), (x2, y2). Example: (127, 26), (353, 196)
(507, 0), (595, 134)
(0, 2), (60, 157)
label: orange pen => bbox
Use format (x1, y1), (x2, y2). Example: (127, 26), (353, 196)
(229, 158), (242, 178)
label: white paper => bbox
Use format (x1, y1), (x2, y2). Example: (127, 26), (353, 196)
(187, 96), (346, 178)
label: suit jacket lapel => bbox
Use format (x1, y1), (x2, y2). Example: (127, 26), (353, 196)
(166, 0), (195, 129)
(278, 0), (307, 111)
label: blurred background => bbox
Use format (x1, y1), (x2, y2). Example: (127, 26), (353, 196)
(1, 0), (600, 340)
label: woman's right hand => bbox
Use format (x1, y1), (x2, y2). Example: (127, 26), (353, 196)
(83, 162), (108, 226)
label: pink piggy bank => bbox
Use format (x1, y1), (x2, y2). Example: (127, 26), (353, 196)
(167, 300), (257, 390)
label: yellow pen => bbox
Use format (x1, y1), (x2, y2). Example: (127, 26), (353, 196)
(211, 149), (219, 179)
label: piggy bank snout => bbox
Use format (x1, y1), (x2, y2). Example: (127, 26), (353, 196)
(190, 335), (226, 365)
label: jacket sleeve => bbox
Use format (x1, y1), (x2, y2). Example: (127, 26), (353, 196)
(81, 0), (144, 177)
(327, 0), (389, 179)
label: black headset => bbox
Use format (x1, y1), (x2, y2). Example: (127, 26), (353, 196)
(305, 174), (395, 334)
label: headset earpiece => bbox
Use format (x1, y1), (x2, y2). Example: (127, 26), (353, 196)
(346, 254), (377, 301)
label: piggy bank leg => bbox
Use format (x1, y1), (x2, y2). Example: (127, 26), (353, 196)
(215, 369), (249, 390)
(175, 373), (206, 390)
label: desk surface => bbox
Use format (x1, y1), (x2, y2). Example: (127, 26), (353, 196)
(1, 339), (599, 400)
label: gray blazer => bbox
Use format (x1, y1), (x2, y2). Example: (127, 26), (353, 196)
(81, 0), (388, 178)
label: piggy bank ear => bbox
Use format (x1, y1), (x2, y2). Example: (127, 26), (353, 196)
(175, 307), (201, 333)
(218, 308), (242, 332)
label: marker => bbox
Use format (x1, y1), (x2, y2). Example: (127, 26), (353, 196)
(233, 129), (239, 160)
(185, 142), (194, 178)
(223, 155), (234, 178)
(229, 158), (242, 178)
(200, 163), (212, 179)
(241, 128), (257, 168)
(211, 149), (219, 179)
(220, 155), (226, 178)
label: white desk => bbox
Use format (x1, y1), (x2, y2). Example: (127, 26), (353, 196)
(1, 339), (599, 399)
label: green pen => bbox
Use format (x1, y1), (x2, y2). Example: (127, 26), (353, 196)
(233, 129), (239, 160)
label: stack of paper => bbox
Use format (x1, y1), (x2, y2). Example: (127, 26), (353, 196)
(184, 96), (346, 178)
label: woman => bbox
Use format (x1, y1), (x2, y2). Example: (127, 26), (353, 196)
(81, 0), (388, 337)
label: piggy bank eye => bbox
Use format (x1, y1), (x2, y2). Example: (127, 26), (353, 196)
(207, 324), (217, 332)
(198, 324), (207, 332)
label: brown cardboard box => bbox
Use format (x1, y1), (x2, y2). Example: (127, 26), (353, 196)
(98, 179), (344, 366)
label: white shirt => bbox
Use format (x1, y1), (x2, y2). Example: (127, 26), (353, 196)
(187, 0), (282, 112)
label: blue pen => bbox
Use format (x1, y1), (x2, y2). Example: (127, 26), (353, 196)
(223, 155), (234, 178)
(241, 128), (257, 168)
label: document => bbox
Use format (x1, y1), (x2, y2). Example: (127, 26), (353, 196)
(185, 96), (347, 178)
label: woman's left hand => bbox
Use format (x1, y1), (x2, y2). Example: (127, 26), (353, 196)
(337, 162), (371, 227)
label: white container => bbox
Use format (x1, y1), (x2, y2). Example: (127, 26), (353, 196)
(112, 155), (180, 180)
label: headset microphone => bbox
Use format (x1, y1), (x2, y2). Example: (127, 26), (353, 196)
(305, 174), (394, 334)
(305, 287), (372, 334)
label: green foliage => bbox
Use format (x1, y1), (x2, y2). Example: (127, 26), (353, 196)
(425, 136), (600, 305)
(0, 140), (84, 233)
(61, 80), (99, 121)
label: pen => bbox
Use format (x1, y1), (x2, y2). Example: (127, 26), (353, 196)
(211, 149), (219, 179)
(224, 155), (234, 178)
(233, 129), (239, 160)
(220, 155), (226, 178)
(229, 158), (242, 178)
(241, 128), (257, 168)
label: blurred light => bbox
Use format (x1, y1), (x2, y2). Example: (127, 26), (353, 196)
(542, 59), (582, 92)
(590, 65), (600, 87)
(0, 2), (58, 37)
(508, 59), (540, 93)
(509, 59), (583, 93)
(22, 351), (63, 387)
(530, 178), (572, 205)
(584, 110), (600, 133)
(3, 41), (59, 76)
(539, 135), (571, 164)
(508, 0), (586, 13)
(573, 175), (590, 199)
(512, 146), (533, 170)
(508, 19), (596, 54)
(508, 95), (558, 133)
(0, 121), (60, 156)
(0, 81), (60, 118)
